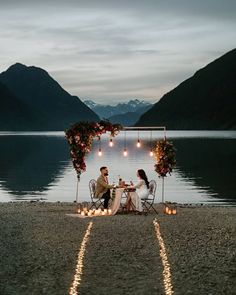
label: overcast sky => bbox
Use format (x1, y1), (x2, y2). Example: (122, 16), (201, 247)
(0, 0), (236, 104)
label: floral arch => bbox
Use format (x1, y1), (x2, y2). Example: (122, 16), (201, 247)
(65, 121), (176, 202)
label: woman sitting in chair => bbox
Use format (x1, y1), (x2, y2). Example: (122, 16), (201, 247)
(126, 169), (149, 212)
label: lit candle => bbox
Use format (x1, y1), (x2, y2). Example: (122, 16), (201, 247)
(165, 206), (169, 214)
(87, 211), (92, 216)
(172, 209), (177, 215)
(108, 209), (112, 215)
(77, 208), (81, 214)
(168, 209), (172, 215)
(149, 150), (154, 157)
(81, 211), (85, 216)
(104, 209), (108, 214)
(102, 211), (105, 215)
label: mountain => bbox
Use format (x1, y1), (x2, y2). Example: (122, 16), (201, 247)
(136, 49), (236, 129)
(108, 112), (141, 126)
(0, 63), (99, 130)
(84, 99), (152, 119)
(0, 80), (39, 130)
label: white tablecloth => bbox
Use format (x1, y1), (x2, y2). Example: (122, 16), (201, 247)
(110, 188), (125, 215)
(110, 188), (142, 214)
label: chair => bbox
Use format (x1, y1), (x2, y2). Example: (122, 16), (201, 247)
(141, 180), (158, 214)
(89, 179), (104, 209)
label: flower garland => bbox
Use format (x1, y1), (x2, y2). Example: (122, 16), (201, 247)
(65, 120), (123, 179)
(154, 139), (176, 177)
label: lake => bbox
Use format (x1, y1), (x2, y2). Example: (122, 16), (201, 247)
(0, 131), (235, 205)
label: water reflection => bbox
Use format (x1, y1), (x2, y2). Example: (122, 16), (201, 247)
(171, 138), (236, 203)
(0, 135), (69, 200)
(0, 132), (235, 204)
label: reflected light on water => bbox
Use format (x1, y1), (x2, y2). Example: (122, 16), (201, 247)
(153, 219), (174, 295)
(69, 221), (93, 295)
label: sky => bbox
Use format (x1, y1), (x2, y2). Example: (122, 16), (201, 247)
(0, 0), (236, 105)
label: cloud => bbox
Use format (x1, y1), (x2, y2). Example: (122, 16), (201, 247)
(0, 0), (236, 104)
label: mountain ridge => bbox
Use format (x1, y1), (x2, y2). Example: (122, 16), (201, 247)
(0, 63), (99, 130)
(136, 48), (236, 129)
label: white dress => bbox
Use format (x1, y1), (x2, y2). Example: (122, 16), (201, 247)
(131, 180), (149, 212)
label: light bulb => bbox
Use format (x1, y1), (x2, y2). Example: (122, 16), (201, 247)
(109, 138), (113, 147)
(136, 139), (141, 148)
(98, 148), (102, 156)
(149, 150), (154, 157)
(123, 149), (128, 157)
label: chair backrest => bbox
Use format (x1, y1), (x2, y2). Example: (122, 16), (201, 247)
(89, 179), (97, 200)
(148, 180), (157, 199)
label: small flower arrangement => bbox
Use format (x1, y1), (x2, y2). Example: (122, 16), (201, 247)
(65, 120), (122, 179)
(154, 139), (176, 177)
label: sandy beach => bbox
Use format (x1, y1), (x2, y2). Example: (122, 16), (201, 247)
(0, 202), (235, 295)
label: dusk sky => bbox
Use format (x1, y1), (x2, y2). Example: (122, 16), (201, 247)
(0, 0), (236, 104)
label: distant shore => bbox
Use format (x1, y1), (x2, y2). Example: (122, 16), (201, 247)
(0, 202), (235, 295)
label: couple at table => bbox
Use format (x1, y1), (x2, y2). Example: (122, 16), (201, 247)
(95, 166), (150, 212)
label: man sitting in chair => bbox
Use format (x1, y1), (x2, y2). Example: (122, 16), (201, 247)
(95, 166), (114, 209)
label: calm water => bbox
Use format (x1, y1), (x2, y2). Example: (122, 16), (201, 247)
(0, 131), (235, 205)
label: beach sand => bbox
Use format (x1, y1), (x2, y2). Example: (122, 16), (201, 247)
(0, 202), (235, 295)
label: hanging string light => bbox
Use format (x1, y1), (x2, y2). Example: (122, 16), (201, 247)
(123, 130), (128, 156)
(109, 138), (113, 147)
(149, 130), (153, 157)
(136, 130), (141, 148)
(98, 137), (102, 156)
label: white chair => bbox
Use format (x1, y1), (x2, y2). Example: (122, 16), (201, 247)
(89, 179), (104, 209)
(141, 180), (158, 214)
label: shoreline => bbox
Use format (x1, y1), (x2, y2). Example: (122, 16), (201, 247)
(0, 202), (235, 294)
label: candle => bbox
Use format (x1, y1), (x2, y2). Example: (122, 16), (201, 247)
(104, 209), (108, 214)
(102, 211), (105, 215)
(108, 209), (112, 215)
(165, 206), (169, 214)
(172, 208), (177, 215)
(81, 211), (85, 216)
(87, 211), (92, 216)
(77, 208), (81, 214)
(168, 209), (172, 215)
